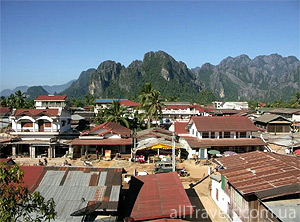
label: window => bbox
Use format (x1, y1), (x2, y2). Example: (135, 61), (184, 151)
(62, 120), (66, 127)
(224, 132), (230, 138)
(21, 122), (33, 127)
(202, 132), (209, 138)
(219, 132), (223, 139)
(231, 132), (235, 138)
(240, 132), (247, 138)
(211, 132), (215, 138)
(67, 119), (71, 125)
(44, 122), (51, 127)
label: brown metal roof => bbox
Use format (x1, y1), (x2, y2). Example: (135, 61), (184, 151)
(190, 116), (258, 132)
(183, 137), (266, 148)
(218, 151), (300, 196)
(72, 138), (132, 145)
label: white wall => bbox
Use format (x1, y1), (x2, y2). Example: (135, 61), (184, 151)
(211, 178), (230, 215)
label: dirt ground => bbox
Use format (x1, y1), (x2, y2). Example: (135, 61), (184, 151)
(13, 157), (229, 222)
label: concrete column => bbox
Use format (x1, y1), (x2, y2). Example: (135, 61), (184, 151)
(81, 146), (84, 156)
(69, 145), (73, 159)
(30, 146), (36, 158)
(12, 145), (16, 157)
(48, 145), (53, 158)
(53, 147), (56, 158)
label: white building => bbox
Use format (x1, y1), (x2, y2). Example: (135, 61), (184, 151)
(213, 101), (249, 110)
(10, 108), (72, 158)
(34, 95), (67, 110)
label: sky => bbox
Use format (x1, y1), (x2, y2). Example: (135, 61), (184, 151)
(1, 0), (299, 90)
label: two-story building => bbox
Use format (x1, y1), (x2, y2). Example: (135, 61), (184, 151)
(94, 99), (140, 115)
(161, 102), (210, 122)
(254, 114), (292, 134)
(181, 116), (266, 159)
(9, 108), (73, 158)
(34, 95), (67, 110)
(212, 151), (300, 222)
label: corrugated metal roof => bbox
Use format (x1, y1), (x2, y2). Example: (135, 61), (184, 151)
(262, 198), (300, 222)
(31, 166), (122, 222)
(217, 151), (300, 196)
(126, 172), (193, 221)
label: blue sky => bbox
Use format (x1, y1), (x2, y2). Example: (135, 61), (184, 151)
(1, 0), (299, 90)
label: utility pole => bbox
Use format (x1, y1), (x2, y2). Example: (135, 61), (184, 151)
(172, 132), (176, 172)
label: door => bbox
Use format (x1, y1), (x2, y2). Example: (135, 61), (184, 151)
(200, 149), (205, 159)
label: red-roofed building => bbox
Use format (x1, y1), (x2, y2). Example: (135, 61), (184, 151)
(94, 99), (140, 115)
(211, 151), (300, 222)
(124, 172), (193, 221)
(34, 95), (67, 110)
(180, 116), (265, 159)
(71, 121), (132, 157)
(0, 106), (11, 129)
(161, 102), (210, 123)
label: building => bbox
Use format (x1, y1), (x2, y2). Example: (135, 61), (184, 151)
(94, 99), (140, 114)
(9, 108), (73, 158)
(161, 102), (209, 122)
(213, 101), (249, 110)
(169, 122), (190, 136)
(34, 95), (67, 110)
(23, 166), (123, 221)
(212, 151), (300, 222)
(124, 172), (193, 221)
(71, 121), (132, 158)
(254, 114), (292, 134)
(181, 116), (266, 159)
(269, 108), (300, 123)
(0, 106), (11, 129)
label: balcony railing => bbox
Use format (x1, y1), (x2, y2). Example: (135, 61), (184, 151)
(15, 128), (59, 132)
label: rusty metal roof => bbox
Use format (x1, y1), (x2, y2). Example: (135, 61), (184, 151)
(217, 151), (300, 196)
(125, 172), (193, 221)
(31, 166), (123, 222)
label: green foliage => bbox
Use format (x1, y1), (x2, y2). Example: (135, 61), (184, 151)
(138, 83), (164, 128)
(195, 89), (216, 105)
(0, 91), (34, 109)
(0, 162), (56, 222)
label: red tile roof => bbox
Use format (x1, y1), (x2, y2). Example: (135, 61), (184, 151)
(82, 121), (132, 137)
(128, 172), (193, 221)
(183, 137), (266, 148)
(35, 95), (67, 101)
(120, 100), (140, 107)
(72, 138), (132, 145)
(217, 151), (300, 195)
(174, 122), (189, 134)
(0, 106), (11, 115)
(190, 116), (258, 132)
(14, 109), (59, 117)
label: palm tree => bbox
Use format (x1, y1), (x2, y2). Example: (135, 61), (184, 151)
(14, 90), (26, 109)
(138, 82), (155, 106)
(104, 100), (130, 128)
(138, 83), (164, 128)
(7, 94), (16, 108)
(147, 90), (163, 127)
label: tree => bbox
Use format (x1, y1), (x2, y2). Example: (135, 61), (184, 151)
(147, 90), (163, 127)
(84, 94), (94, 106)
(103, 100), (130, 128)
(0, 162), (56, 222)
(290, 91), (300, 108)
(138, 83), (163, 128)
(14, 90), (27, 109)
